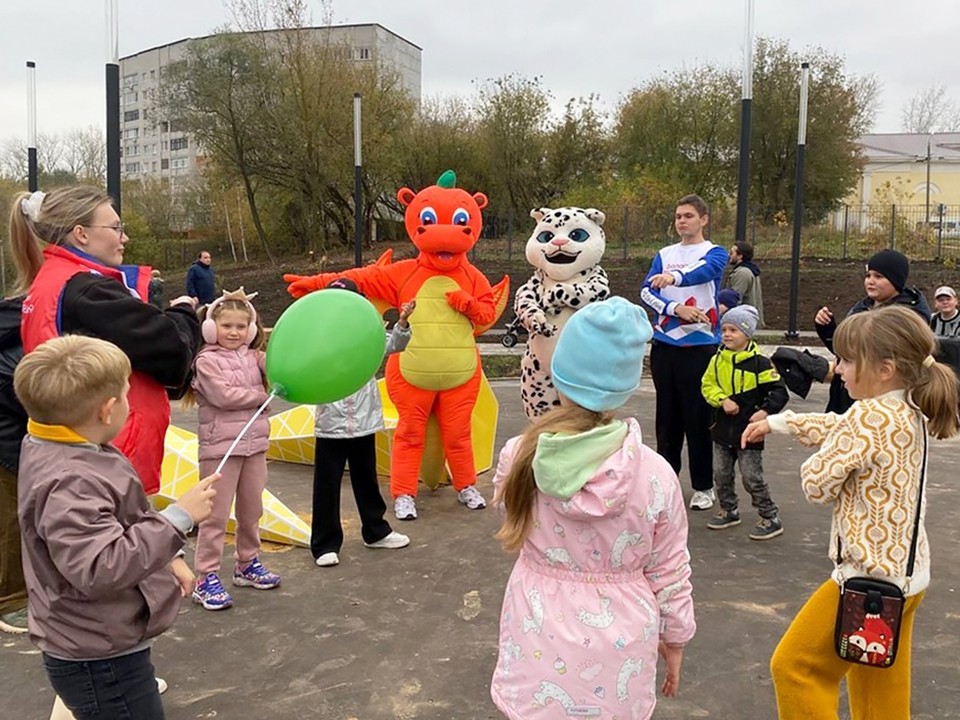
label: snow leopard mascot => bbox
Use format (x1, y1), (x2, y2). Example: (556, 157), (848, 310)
(514, 206), (610, 419)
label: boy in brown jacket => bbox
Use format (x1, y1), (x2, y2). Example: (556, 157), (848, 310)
(15, 336), (219, 720)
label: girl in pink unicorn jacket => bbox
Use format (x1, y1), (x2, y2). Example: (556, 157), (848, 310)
(188, 289), (281, 611)
(491, 297), (696, 720)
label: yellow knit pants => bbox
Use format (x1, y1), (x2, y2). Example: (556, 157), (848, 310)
(771, 579), (923, 720)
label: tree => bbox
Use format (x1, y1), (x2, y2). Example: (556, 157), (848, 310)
(901, 85), (960, 133)
(473, 74), (553, 214)
(161, 31), (277, 262)
(161, 0), (417, 254)
(613, 64), (740, 203)
(749, 38), (878, 220)
(542, 95), (610, 201)
(397, 95), (484, 194)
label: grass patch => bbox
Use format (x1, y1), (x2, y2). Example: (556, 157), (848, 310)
(481, 355), (521, 378)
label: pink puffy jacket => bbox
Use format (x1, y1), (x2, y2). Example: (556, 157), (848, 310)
(191, 344), (270, 461)
(491, 418), (696, 720)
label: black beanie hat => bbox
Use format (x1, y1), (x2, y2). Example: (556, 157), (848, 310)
(866, 249), (909, 292)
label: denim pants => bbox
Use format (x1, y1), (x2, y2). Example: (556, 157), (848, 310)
(43, 648), (164, 720)
(712, 443), (779, 519)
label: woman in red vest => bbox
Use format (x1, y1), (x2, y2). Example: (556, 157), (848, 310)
(8, 186), (201, 495)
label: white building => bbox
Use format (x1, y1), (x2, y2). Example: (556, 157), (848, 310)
(118, 24), (421, 181)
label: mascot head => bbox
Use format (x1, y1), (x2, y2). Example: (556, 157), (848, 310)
(526, 207), (606, 281)
(397, 170), (487, 272)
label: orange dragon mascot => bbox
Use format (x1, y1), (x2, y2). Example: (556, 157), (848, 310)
(283, 170), (508, 521)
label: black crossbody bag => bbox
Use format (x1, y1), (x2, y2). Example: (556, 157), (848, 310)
(833, 421), (926, 669)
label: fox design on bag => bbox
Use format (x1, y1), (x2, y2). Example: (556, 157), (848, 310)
(847, 615), (894, 666)
(836, 585), (902, 668)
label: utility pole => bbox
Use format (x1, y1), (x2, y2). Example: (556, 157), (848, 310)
(786, 62), (810, 339)
(105, 0), (121, 212)
(26, 61), (38, 192)
(353, 93), (363, 268)
(734, 0), (755, 243)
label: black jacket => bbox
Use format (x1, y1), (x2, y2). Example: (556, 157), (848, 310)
(0, 298), (27, 473)
(816, 286), (931, 414)
(61, 273), (202, 397)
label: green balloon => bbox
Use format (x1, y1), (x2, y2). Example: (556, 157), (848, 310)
(267, 289), (386, 404)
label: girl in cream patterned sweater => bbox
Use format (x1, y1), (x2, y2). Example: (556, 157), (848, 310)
(743, 305), (959, 720)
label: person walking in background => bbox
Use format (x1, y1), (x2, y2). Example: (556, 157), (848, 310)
(490, 297), (695, 719)
(641, 194), (728, 511)
(187, 250), (216, 305)
(813, 249), (930, 414)
(701, 305), (788, 540)
(725, 240), (764, 327)
(149, 269), (165, 308)
(929, 285), (960, 338)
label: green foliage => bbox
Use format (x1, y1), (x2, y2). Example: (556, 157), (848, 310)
(614, 64), (739, 202)
(750, 38), (876, 221)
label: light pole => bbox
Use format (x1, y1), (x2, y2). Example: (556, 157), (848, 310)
(786, 62), (810, 339)
(734, 0), (755, 243)
(26, 61), (38, 192)
(353, 93), (363, 268)
(925, 136), (932, 225)
(105, 0), (121, 212)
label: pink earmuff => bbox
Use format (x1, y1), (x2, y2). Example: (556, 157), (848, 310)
(202, 295), (259, 345)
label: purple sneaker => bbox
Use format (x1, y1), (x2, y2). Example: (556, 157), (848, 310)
(233, 558), (281, 589)
(192, 573), (233, 611)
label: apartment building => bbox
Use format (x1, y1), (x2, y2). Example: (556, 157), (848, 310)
(118, 23), (421, 181)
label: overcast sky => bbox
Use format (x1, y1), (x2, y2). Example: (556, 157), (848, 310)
(1, 0), (958, 143)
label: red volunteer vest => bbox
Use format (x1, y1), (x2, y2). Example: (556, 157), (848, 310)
(21, 245), (169, 495)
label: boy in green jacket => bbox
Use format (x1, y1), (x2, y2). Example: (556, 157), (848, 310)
(701, 305), (788, 540)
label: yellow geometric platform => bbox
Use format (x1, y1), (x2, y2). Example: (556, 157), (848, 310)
(267, 373), (499, 489)
(157, 425), (311, 547)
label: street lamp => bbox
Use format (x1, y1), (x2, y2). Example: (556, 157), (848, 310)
(26, 61), (37, 192)
(105, 0), (121, 212)
(353, 93), (363, 268)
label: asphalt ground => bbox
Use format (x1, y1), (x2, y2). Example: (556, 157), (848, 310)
(3, 379), (959, 719)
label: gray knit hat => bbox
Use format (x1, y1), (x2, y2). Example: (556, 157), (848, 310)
(721, 304), (759, 339)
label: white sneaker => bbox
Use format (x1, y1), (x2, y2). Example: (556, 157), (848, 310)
(458, 485), (487, 510)
(394, 494), (417, 521)
(365, 531), (411, 549)
(156, 677), (168, 695)
(689, 489), (716, 511)
(315, 552), (340, 567)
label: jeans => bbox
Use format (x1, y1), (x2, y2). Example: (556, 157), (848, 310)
(712, 443), (778, 519)
(43, 648), (164, 720)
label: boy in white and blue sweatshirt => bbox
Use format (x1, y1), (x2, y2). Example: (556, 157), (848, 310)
(640, 194), (728, 511)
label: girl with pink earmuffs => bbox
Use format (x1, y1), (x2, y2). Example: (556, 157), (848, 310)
(184, 287), (281, 611)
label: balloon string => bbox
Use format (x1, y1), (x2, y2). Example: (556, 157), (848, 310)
(214, 388), (278, 475)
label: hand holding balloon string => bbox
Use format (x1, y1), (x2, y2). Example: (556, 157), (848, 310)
(214, 288), (389, 472)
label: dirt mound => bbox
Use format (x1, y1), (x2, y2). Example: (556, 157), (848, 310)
(165, 245), (953, 331)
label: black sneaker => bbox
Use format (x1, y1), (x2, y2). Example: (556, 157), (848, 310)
(750, 517), (784, 540)
(707, 509), (741, 530)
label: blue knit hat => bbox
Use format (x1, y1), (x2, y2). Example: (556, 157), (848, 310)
(551, 297), (653, 411)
